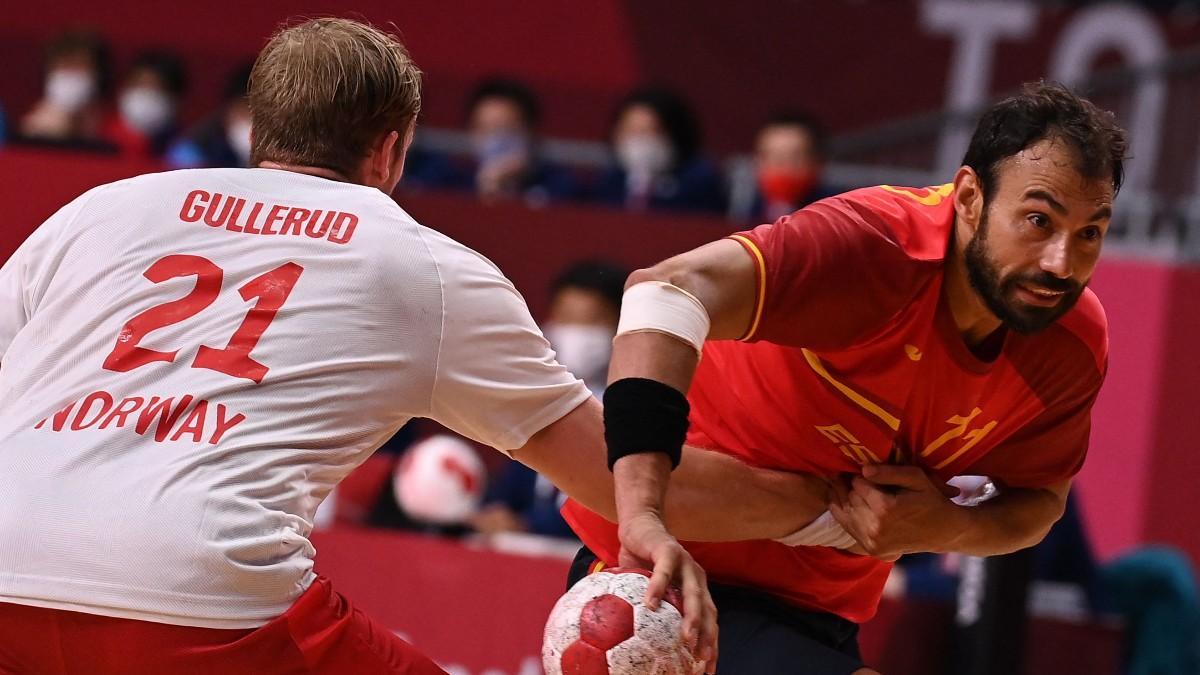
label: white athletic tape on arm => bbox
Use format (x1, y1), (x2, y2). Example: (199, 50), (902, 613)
(616, 281), (711, 354)
(774, 510), (858, 549)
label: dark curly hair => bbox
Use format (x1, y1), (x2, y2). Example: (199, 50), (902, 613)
(962, 81), (1129, 202)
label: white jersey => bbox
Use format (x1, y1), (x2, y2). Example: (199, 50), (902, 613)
(0, 168), (590, 628)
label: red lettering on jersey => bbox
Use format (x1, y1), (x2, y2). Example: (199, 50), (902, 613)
(231, 201), (263, 234)
(203, 194), (237, 229)
(135, 395), (195, 443)
(304, 210), (335, 239)
(170, 400), (208, 443)
(249, 204), (278, 236)
(327, 212), (358, 245)
(33, 390), (249, 445)
(180, 190), (209, 223)
(100, 396), (146, 429)
(209, 405), (246, 444)
(224, 198), (246, 230)
(280, 208), (310, 236)
(276, 208), (309, 237)
(34, 400), (76, 431)
(71, 391), (114, 430)
(183, 192), (355, 245)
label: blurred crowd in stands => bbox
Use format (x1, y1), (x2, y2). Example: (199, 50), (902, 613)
(0, 29), (846, 224)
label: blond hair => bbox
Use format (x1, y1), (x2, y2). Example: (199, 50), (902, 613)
(249, 18), (422, 175)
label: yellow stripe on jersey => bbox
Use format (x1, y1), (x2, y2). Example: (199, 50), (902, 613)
(880, 183), (954, 207)
(729, 234), (766, 341)
(590, 560), (607, 575)
(801, 348), (901, 432)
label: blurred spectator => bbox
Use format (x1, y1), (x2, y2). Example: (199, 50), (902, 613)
(167, 63), (252, 168)
(404, 77), (579, 204)
(541, 260), (626, 394)
(18, 30), (114, 150)
(735, 111), (841, 224)
(466, 78), (580, 205)
(105, 50), (187, 158)
(1103, 546), (1200, 675)
(472, 260), (628, 538)
(594, 86), (725, 214)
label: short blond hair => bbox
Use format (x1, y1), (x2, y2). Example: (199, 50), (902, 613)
(249, 18), (422, 175)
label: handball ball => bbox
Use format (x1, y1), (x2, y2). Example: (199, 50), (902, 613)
(543, 567), (697, 675)
(393, 434), (485, 525)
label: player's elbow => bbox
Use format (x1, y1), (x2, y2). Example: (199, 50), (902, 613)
(626, 260), (701, 295)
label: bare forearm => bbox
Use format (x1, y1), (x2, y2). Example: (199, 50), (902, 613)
(515, 400), (829, 543)
(666, 447), (829, 541)
(613, 452), (672, 526)
(943, 484), (1067, 556)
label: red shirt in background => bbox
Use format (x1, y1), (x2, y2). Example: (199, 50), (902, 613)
(563, 184), (1108, 623)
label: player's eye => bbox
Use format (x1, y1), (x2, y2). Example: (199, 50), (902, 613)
(1080, 226), (1103, 242)
(1027, 213), (1050, 229)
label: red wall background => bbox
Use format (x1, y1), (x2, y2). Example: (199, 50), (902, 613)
(6, 0), (1200, 155)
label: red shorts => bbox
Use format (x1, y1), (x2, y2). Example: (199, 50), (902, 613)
(0, 576), (446, 675)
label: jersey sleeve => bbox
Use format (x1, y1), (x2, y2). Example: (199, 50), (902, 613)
(421, 230), (591, 454)
(966, 375), (1101, 488)
(967, 315), (1108, 489)
(730, 191), (943, 348)
(0, 191), (92, 360)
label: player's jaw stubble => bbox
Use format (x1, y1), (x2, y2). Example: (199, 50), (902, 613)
(964, 211), (1085, 335)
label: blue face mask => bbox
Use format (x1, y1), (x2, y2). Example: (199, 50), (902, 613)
(472, 131), (530, 164)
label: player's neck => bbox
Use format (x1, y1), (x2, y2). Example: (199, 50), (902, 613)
(944, 224), (1003, 348)
(256, 161), (353, 184)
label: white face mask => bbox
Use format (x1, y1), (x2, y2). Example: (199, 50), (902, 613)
(119, 87), (174, 135)
(226, 118), (253, 165)
(616, 134), (673, 178)
(543, 323), (614, 393)
(45, 70), (96, 113)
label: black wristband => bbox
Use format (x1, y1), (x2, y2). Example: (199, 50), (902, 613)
(603, 377), (690, 471)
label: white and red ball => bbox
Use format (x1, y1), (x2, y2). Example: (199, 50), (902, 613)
(543, 567), (696, 675)
(392, 434), (486, 525)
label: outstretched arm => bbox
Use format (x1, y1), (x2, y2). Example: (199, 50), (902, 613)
(514, 397), (830, 543)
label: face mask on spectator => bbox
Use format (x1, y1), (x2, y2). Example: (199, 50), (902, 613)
(119, 87), (174, 135)
(473, 131), (530, 165)
(45, 70), (96, 113)
(227, 119), (253, 164)
(616, 134), (673, 177)
(543, 323), (614, 390)
(758, 167), (817, 205)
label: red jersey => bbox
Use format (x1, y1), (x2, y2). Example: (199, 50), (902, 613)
(562, 184), (1108, 623)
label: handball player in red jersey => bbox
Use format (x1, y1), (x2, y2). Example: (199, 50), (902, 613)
(563, 82), (1127, 674)
(0, 18), (842, 675)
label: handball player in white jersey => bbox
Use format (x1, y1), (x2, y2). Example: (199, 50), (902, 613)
(0, 18), (830, 675)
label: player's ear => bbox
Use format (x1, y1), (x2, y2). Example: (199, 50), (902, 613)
(952, 166), (984, 233)
(375, 130), (401, 183)
(391, 120), (416, 183)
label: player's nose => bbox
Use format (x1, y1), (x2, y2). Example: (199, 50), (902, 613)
(1038, 234), (1073, 280)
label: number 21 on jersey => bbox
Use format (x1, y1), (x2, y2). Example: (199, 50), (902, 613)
(102, 254), (303, 384)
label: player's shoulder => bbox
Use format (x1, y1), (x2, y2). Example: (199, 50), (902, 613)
(1008, 288), (1108, 397)
(413, 223), (511, 288)
(817, 184), (957, 262)
(91, 166), (217, 195)
(1053, 288), (1109, 371)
